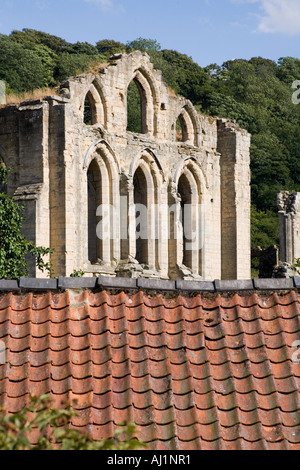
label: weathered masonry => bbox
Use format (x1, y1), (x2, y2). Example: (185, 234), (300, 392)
(278, 191), (300, 265)
(0, 51), (251, 280)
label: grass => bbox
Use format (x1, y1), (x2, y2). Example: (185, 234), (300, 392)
(0, 87), (59, 107)
(0, 60), (111, 108)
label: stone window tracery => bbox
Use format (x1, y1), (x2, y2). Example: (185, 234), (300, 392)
(83, 81), (106, 127)
(126, 69), (157, 136)
(174, 106), (198, 146)
(87, 159), (102, 262)
(173, 160), (204, 278)
(86, 145), (120, 270)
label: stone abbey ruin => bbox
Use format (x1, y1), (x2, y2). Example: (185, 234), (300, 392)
(0, 51), (252, 281)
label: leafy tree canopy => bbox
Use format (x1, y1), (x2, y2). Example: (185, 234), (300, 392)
(96, 39), (126, 57)
(127, 37), (161, 53)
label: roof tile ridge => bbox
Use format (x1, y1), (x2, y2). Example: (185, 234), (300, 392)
(211, 319), (246, 449)
(0, 292), (13, 311)
(256, 290), (299, 309)
(8, 292), (33, 312)
(248, 336), (292, 450)
(260, 305), (300, 391)
(218, 304), (271, 448)
(49, 291), (70, 310)
(155, 301), (182, 450)
(171, 303), (203, 449)
(191, 309), (225, 449)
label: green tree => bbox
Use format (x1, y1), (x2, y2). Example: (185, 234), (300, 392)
(10, 28), (72, 53)
(250, 132), (292, 211)
(54, 52), (99, 82)
(276, 56), (300, 85)
(156, 49), (213, 108)
(96, 39), (126, 58)
(127, 80), (142, 133)
(251, 205), (279, 250)
(0, 35), (54, 92)
(71, 41), (99, 55)
(0, 167), (53, 279)
(127, 37), (161, 53)
(0, 395), (146, 450)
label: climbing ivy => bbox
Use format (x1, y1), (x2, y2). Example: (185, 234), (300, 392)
(0, 167), (53, 279)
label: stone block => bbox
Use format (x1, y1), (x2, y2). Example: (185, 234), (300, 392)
(0, 280), (19, 291)
(98, 276), (138, 289)
(293, 277), (300, 288)
(253, 278), (294, 290)
(137, 278), (176, 291)
(176, 279), (215, 292)
(58, 276), (97, 289)
(19, 277), (58, 290)
(214, 279), (254, 291)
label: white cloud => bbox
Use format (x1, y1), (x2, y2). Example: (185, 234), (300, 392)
(83, 0), (113, 9)
(232, 0), (300, 34)
(257, 0), (300, 34)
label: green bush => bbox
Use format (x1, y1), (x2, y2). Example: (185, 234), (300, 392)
(291, 258), (300, 276)
(0, 395), (146, 451)
(0, 167), (53, 279)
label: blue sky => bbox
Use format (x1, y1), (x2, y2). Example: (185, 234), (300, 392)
(0, 0), (300, 66)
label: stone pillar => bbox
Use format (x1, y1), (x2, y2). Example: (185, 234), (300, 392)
(47, 98), (67, 277)
(277, 191), (300, 263)
(217, 119), (251, 280)
(14, 101), (51, 278)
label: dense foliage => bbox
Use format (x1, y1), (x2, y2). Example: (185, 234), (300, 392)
(0, 166), (53, 279)
(1, 30), (300, 253)
(0, 394), (146, 450)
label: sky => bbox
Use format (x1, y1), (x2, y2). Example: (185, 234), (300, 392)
(0, 0), (300, 67)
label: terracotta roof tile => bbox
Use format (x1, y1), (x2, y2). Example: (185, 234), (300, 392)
(0, 288), (300, 450)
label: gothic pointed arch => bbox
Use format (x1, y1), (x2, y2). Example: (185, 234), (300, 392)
(128, 149), (165, 271)
(126, 67), (159, 136)
(172, 158), (205, 277)
(87, 158), (102, 262)
(85, 142), (120, 267)
(173, 102), (201, 146)
(82, 79), (107, 127)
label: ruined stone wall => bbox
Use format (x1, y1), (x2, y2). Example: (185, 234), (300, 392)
(0, 52), (251, 281)
(217, 119), (251, 280)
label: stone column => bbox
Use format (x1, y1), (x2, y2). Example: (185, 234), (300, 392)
(277, 191), (300, 263)
(15, 101), (51, 278)
(217, 119), (251, 280)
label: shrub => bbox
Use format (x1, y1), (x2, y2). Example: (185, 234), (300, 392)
(0, 395), (146, 450)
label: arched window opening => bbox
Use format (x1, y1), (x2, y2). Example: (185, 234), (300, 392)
(178, 173), (193, 270)
(87, 159), (102, 263)
(133, 167), (148, 264)
(175, 114), (189, 142)
(127, 79), (143, 134)
(84, 94), (93, 125)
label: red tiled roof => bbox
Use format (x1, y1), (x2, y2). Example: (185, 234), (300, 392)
(0, 288), (299, 450)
